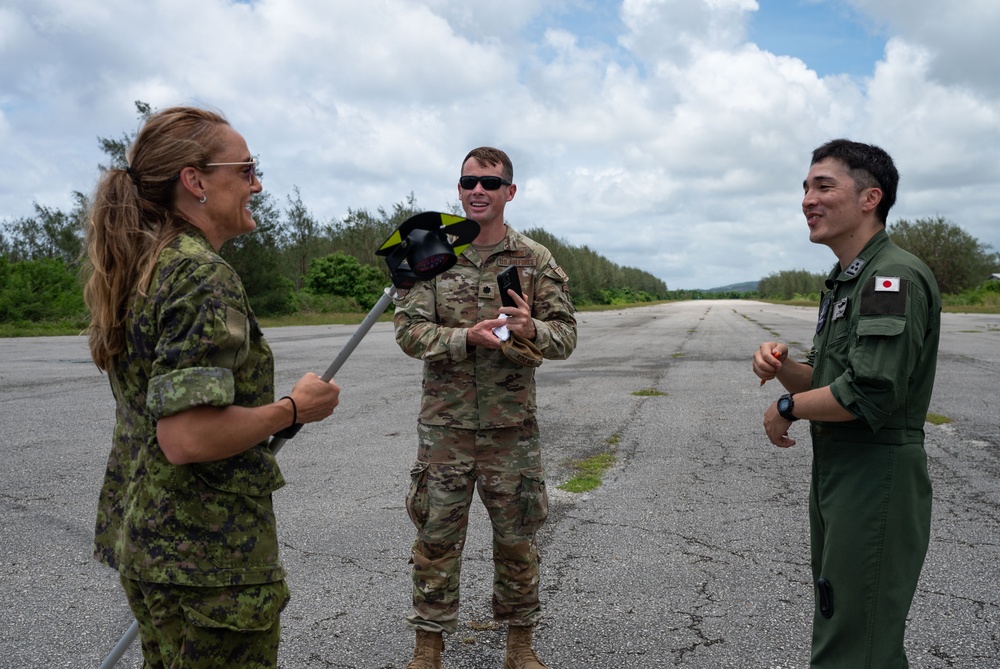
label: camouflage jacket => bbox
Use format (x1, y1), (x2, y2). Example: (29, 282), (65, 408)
(93, 230), (285, 587)
(393, 226), (577, 429)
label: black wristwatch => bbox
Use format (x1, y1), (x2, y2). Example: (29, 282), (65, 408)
(777, 393), (799, 422)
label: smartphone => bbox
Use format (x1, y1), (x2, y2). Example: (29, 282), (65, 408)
(497, 265), (523, 308)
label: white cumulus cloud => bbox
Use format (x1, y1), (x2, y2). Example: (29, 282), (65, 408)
(1, 0), (997, 289)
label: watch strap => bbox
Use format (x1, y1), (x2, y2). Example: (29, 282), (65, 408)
(778, 393), (799, 422)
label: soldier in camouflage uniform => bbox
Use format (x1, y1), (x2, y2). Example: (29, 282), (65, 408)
(753, 140), (940, 668)
(84, 107), (340, 669)
(394, 147), (577, 669)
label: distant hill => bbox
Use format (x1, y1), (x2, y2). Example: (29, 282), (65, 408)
(701, 281), (758, 293)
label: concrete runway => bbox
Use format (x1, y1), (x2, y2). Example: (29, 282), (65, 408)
(1, 300), (997, 668)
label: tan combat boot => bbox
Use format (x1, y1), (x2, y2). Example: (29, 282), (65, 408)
(404, 629), (443, 669)
(504, 625), (549, 669)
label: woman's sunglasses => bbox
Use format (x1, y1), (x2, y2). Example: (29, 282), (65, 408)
(206, 159), (258, 184)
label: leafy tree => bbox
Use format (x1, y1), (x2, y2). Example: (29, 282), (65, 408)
(0, 100), (152, 267)
(888, 217), (999, 294)
(325, 195), (421, 281)
(221, 191), (297, 316)
(281, 187), (325, 288)
(758, 269), (827, 300)
(97, 100), (153, 170)
(0, 256), (86, 322)
(941, 276), (1000, 308)
(621, 265), (668, 298)
(305, 252), (385, 310)
(0, 195), (89, 265)
(521, 227), (666, 305)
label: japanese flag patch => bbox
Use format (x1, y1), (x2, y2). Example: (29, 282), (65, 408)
(860, 276), (908, 316)
(874, 276), (901, 292)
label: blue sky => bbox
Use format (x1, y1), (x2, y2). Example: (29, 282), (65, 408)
(1, 0), (997, 289)
(530, 2), (626, 50)
(749, 0), (886, 78)
(545, 0), (888, 79)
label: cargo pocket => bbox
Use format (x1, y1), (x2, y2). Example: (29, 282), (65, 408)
(856, 315), (906, 337)
(518, 466), (549, 534)
(406, 460), (431, 531)
(853, 315), (906, 374)
(181, 580), (290, 633)
(192, 447), (284, 497)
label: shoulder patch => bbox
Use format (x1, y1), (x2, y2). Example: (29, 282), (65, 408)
(874, 276), (901, 292)
(860, 277), (908, 316)
(540, 258), (569, 281)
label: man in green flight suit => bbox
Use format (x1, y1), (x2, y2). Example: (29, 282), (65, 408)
(752, 139), (941, 668)
(394, 147), (577, 669)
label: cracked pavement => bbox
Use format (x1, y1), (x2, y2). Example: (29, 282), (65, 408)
(1, 300), (997, 668)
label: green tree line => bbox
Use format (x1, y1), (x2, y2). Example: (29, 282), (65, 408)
(0, 189), (671, 325)
(0, 103), (669, 327)
(756, 217), (1000, 306)
(3, 182), (997, 328)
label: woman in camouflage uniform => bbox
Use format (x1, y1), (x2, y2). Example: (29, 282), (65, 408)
(84, 107), (340, 669)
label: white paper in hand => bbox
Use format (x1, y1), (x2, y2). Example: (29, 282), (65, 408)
(492, 313), (511, 341)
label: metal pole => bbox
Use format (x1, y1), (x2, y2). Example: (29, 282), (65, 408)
(270, 287), (395, 454)
(322, 286), (395, 385)
(98, 619), (138, 669)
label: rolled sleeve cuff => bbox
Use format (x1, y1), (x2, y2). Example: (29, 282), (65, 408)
(829, 376), (890, 432)
(147, 366), (236, 419)
(450, 328), (470, 362)
(531, 318), (551, 351)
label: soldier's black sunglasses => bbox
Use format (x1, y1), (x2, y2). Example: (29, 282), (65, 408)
(459, 175), (511, 191)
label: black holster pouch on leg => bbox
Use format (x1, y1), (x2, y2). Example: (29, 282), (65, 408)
(816, 577), (834, 619)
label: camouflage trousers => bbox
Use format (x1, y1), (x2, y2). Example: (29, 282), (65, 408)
(120, 575), (289, 669)
(405, 421), (549, 634)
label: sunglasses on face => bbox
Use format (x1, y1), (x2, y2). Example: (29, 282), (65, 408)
(206, 159), (259, 184)
(459, 175), (511, 191)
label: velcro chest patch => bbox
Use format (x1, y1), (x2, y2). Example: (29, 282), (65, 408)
(860, 276), (908, 316)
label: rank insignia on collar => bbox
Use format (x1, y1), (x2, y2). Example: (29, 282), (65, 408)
(843, 257), (866, 278)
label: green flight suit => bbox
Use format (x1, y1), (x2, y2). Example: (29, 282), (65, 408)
(394, 225), (577, 633)
(93, 230), (288, 668)
(806, 230), (941, 668)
